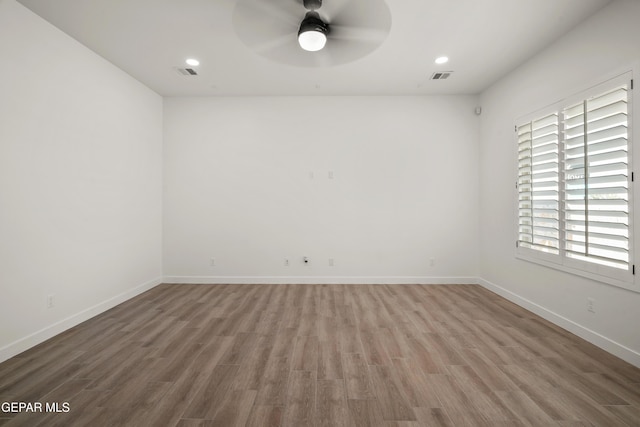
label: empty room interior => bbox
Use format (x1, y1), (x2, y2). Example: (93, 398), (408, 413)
(2, 0), (640, 425)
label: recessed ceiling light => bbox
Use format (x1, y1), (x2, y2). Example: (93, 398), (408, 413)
(185, 58), (200, 67)
(435, 56), (449, 65)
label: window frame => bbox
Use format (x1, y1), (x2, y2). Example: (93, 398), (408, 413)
(515, 71), (637, 292)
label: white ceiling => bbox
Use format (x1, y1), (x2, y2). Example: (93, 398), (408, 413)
(17, 0), (612, 96)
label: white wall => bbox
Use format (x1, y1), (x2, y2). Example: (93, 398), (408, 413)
(0, 0), (163, 362)
(479, 0), (640, 366)
(163, 96), (480, 284)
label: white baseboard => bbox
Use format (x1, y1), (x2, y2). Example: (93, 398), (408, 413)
(0, 276), (162, 364)
(162, 275), (480, 285)
(477, 277), (640, 368)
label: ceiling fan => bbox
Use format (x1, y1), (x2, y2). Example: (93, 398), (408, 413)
(297, 0), (329, 52)
(232, 0), (392, 67)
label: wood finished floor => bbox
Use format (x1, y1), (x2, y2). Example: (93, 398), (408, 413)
(1, 284), (640, 427)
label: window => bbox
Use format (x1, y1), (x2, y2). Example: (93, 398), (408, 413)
(516, 73), (634, 288)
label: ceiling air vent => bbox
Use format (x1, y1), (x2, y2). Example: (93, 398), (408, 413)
(175, 67), (198, 76)
(430, 71), (453, 80)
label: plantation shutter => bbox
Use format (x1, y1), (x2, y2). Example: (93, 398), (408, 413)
(517, 113), (560, 254)
(562, 84), (630, 270)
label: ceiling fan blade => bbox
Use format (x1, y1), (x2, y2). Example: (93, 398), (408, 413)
(329, 24), (389, 43)
(319, 0), (352, 23)
(233, 0), (301, 35)
(324, 0), (391, 34)
(258, 43), (337, 68)
(233, 0), (301, 51)
(324, 37), (381, 65)
(252, 33), (297, 54)
(309, 47), (335, 67)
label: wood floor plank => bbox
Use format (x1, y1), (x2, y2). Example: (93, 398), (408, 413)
(209, 389), (256, 427)
(413, 407), (456, 426)
(234, 334), (276, 391)
(424, 373), (482, 423)
(542, 356), (631, 405)
(604, 404), (640, 426)
(1, 283), (639, 427)
(360, 330), (392, 366)
(347, 398), (386, 427)
(153, 340), (205, 383)
(318, 339), (343, 380)
(269, 327), (297, 360)
(403, 333), (445, 374)
(245, 405), (283, 427)
(340, 324), (363, 354)
(291, 335), (319, 371)
(447, 364), (518, 422)
(343, 352), (376, 400)
(143, 338), (235, 426)
(316, 379), (349, 427)
(217, 332), (258, 366)
(281, 370), (315, 427)
(106, 381), (173, 426)
(458, 348), (519, 392)
(369, 365), (417, 421)
(391, 358), (442, 408)
(494, 390), (556, 426)
(254, 357), (291, 406)
(497, 363), (585, 422)
(183, 364), (240, 420)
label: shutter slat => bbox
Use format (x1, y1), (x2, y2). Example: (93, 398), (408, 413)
(587, 174), (628, 188)
(587, 149), (627, 167)
(586, 125), (628, 145)
(564, 103), (584, 118)
(587, 113), (627, 133)
(532, 152), (558, 165)
(517, 116), (559, 253)
(587, 99), (627, 122)
(587, 87), (627, 111)
(532, 133), (559, 147)
(588, 162), (627, 178)
(566, 199), (628, 212)
(565, 113), (585, 129)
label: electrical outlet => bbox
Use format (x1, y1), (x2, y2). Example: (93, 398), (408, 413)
(587, 297), (595, 313)
(303, 256), (309, 264)
(328, 258), (334, 266)
(47, 294), (54, 309)
(210, 258), (215, 267)
(429, 258), (435, 267)
(284, 258), (289, 267)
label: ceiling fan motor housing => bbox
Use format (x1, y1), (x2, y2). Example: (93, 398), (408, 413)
(298, 11), (329, 37)
(303, 0), (322, 11)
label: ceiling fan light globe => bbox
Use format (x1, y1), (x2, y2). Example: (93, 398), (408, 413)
(298, 30), (327, 51)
